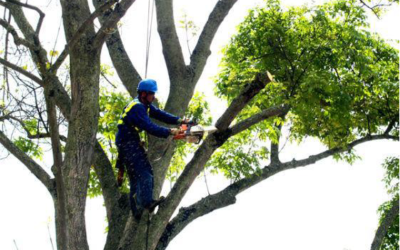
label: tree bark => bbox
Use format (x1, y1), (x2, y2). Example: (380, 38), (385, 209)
(59, 1), (99, 249)
(371, 197), (399, 250)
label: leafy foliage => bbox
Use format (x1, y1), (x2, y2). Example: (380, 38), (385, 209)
(211, 0), (398, 179)
(14, 136), (43, 160)
(382, 157), (399, 196)
(207, 127), (268, 180)
(11, 119), (45, 160)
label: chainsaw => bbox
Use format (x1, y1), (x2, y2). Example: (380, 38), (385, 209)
(173, 122), (217, 144)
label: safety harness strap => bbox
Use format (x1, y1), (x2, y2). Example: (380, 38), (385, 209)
(118, 100), (150, 147)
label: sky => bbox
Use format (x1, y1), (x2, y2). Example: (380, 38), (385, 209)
(0, 0), (399, 250)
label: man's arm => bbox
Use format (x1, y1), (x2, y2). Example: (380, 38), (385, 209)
(149, 105), (180, 125)
(127, 104), (172, 138)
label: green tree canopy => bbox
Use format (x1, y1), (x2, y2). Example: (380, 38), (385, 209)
(216, 0), (398, 155)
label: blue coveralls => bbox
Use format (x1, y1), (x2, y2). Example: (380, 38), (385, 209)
(116, 98), (179, 213)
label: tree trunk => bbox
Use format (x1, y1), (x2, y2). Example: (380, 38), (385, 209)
(59, 1), (101, 249)
(61, 47), (100, 250)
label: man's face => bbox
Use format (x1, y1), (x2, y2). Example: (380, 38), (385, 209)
(145, 92), (155, 104)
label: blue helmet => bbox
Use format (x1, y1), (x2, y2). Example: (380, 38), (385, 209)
(137, 79), (158, 93)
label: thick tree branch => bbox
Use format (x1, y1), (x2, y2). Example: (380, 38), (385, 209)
(93, 0), (141, 98)
(0, 130), (54, 191)
(93, 0), (136, 48)
(371, 197), (399, 250)
(155, 0), (186, 80)
(384, 118), (397, 135)
(151, 2), (239, 195)
(45, 92), (67, 250)
(150, 1), (240, 200)
(215, 72), (273, 130)
(105, 31), (141, 97)
(189, 0), (238, 83)
(156, 188), (237, 250)
(230, 104), (290, 136)
(50, 0), (119, 73)
(148, 72), (275, 249)
(0, 58), (43, 85)
(156, 134), (397, 249)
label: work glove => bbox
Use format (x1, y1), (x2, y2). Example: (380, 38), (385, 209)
(170, 128), (181, 136)
(179, 118), (196, 125)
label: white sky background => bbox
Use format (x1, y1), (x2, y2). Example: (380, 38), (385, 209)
(0, 0), (399, 250)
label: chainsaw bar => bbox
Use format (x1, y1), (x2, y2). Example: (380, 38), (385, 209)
(189, 125), (217, 135)
(173, 125), (218, 144)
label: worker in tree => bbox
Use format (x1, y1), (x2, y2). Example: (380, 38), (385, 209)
(115, 79), (187, 220)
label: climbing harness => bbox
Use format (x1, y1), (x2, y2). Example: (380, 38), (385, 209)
(145, 0), (156, 78)
(118, 99), (151, 147)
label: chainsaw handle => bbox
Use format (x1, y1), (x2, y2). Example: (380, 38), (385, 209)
(173, 134), (186, 140)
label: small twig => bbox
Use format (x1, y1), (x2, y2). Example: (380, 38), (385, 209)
(13, 239), (19, 250)
(100, 71), (117, 88)
(279, 130), (291, 153)
(182, 14), (194, 57)
(3, 0), (45, 35)
(47, 224), (55, 250)
(203, 169), (210, 195)
(0, 58), (43, 85)
(3, 11), (11, 101)
(359, 0), (392, 19)
(50, 17), (62, 64)
(0, 18), (37, 49)
(32, 87), (48, 134)
(0, 151), (10, 160)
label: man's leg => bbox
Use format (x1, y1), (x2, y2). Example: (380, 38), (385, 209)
(122, 143), (163, 212)
(135, 156), (165, 212)
(118, 142), (143, 219)
(134, 155), (154, 209)
(127, 168), (142, 219)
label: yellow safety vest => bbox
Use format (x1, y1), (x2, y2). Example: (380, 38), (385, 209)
(118, 100), (150, 147)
